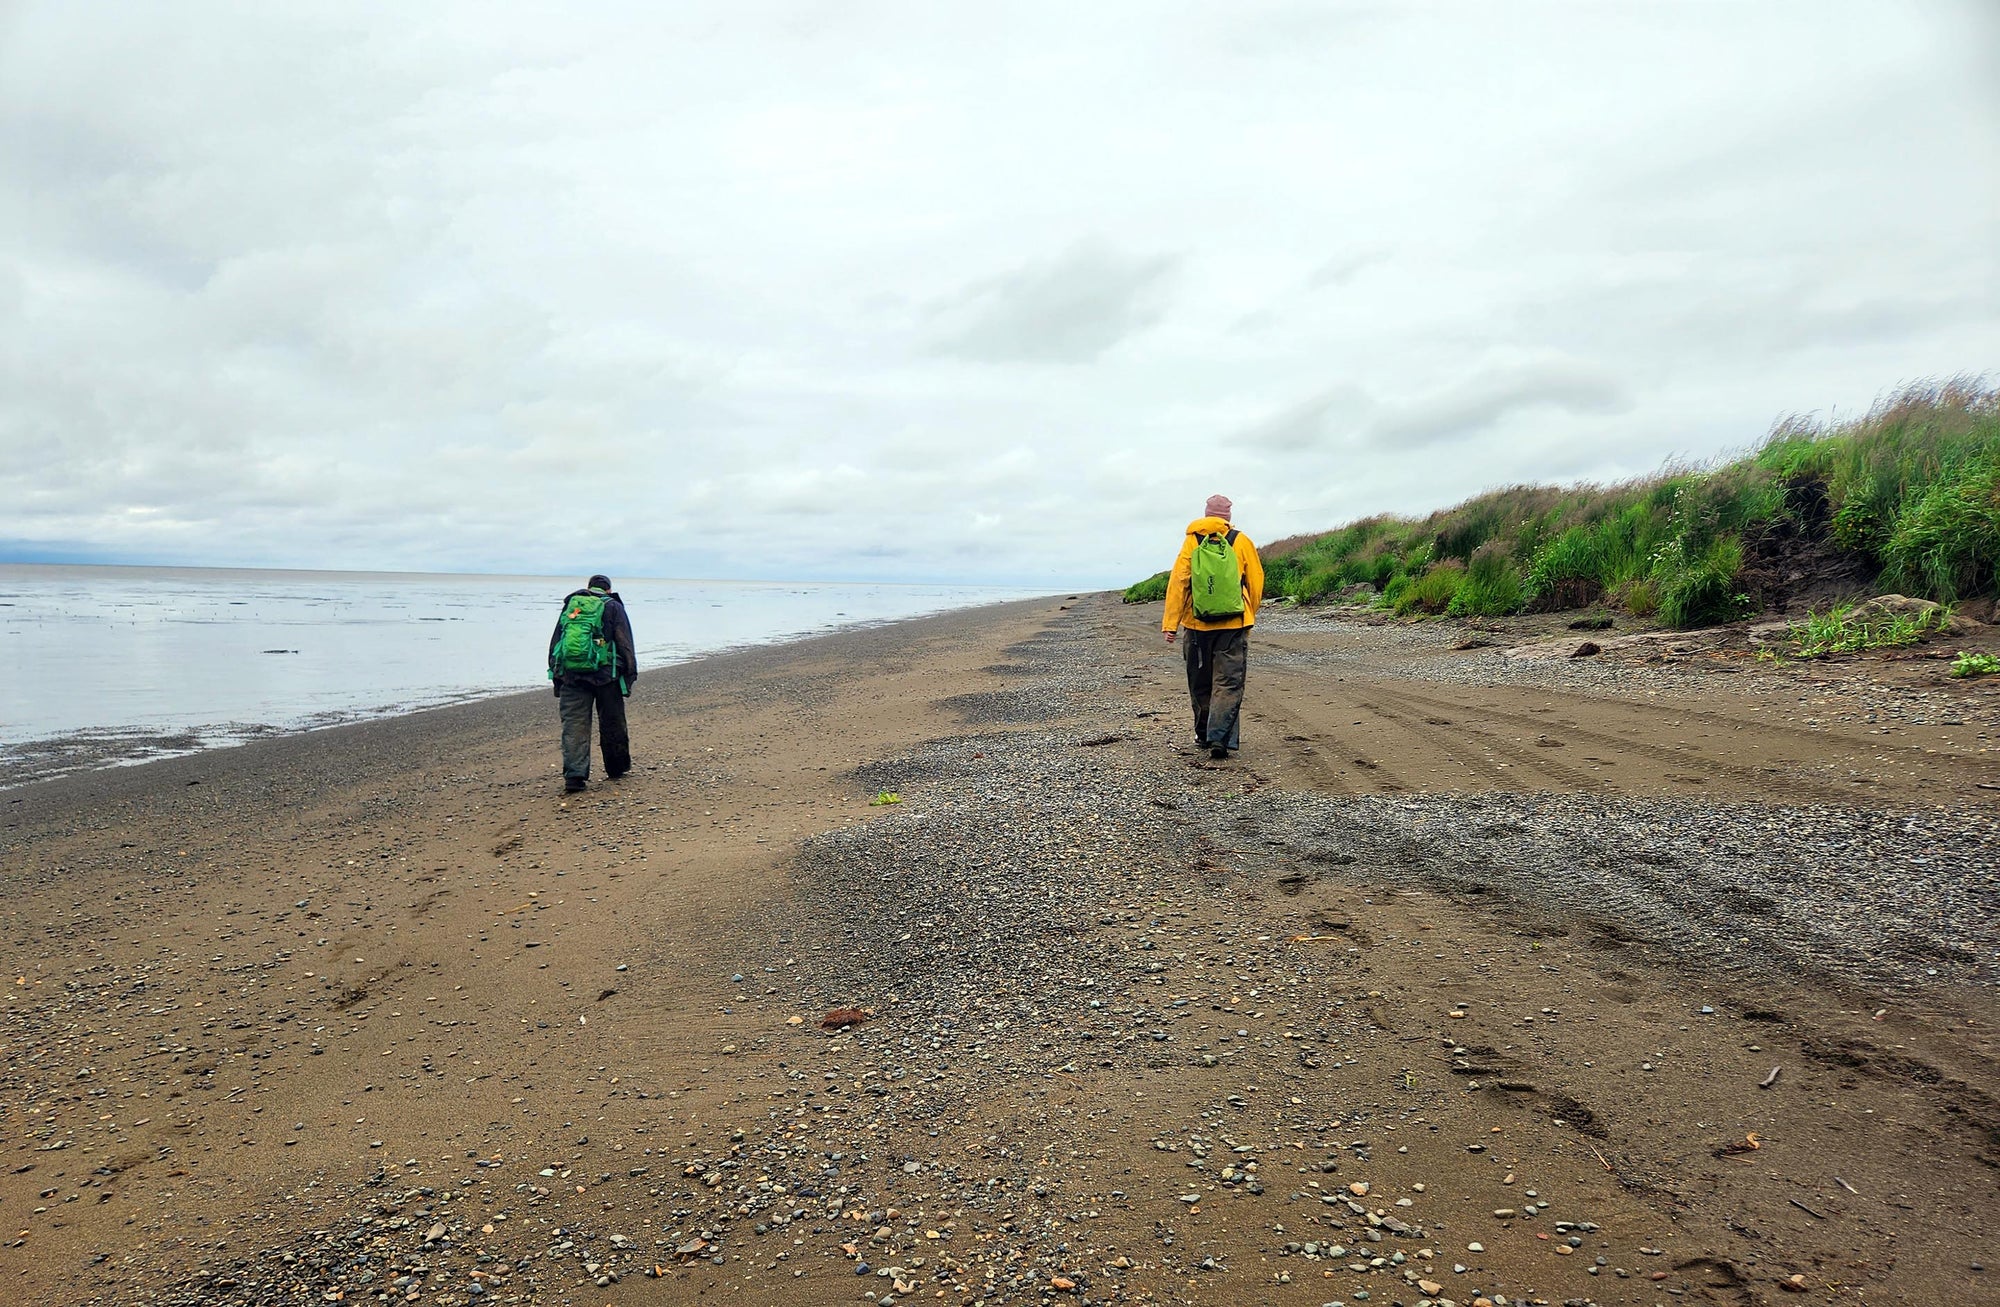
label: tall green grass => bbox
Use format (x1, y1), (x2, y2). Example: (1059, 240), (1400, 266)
(1449, 542), (1525, 616)
(1756, 379), (2000, 599)
(1650, 535), (1749, 628)
(1881, 463), (2000, 601)
(1166, 379), (1998, 629)
(1394, 559), (1465, 615)
(1523, 526), (1609, 611)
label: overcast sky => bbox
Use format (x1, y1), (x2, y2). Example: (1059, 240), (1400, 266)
(3, 2), (1995, 587)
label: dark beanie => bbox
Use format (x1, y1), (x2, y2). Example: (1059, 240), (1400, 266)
(588, 574), (612, 590)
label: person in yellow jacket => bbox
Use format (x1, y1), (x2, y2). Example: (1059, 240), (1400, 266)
(1163, 493), (1265, 759)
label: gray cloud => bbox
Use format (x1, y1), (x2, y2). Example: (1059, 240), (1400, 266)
(1308, 248), (1391, 291)
(1241, 361), (1630, 456)
(929, 240), (1177, 364)
(1243, 385), (1376, 452)
(1370, 361), (1633, 449)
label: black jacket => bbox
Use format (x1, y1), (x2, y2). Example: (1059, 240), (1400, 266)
(549, 587), (638, 695)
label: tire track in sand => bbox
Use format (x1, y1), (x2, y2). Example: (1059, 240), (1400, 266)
(1365, 681), (1877, 804)
(1351, 693), (1600, 792)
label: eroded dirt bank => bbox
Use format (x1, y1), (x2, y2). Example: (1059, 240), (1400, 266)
(2, 594), (1995, 1307)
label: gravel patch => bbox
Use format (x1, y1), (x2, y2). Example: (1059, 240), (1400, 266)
(1225, 790), (2000, 992)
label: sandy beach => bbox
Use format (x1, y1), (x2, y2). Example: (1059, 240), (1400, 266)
(3, 593), (1996, 1307)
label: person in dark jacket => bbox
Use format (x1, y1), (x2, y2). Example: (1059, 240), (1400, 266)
(548, 574), (638, 793)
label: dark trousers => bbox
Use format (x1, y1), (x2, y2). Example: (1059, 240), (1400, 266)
(558, 680), (630, 785)
(1184, 627), (1248, 751)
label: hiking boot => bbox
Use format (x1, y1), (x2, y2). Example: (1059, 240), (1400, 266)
(564, 780), (586, 794)
(1209, 746), (1229, 760)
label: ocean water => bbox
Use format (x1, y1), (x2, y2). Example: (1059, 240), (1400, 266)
(0, 565), (1050, 785)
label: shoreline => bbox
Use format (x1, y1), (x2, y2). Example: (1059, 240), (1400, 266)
(3, 592), (1994, 1307)
(0, 592), (1064, 798)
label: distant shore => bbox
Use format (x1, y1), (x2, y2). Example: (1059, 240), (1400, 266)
(0, 573), (1058, 792)
(1, 592), (1059, 809)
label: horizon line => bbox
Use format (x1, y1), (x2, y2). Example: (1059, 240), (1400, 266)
(0, 557), (1090, 591)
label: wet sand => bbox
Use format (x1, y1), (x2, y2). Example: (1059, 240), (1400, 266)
(2, 593), (1995, 1306)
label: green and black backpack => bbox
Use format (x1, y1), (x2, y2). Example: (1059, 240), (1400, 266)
(548, 590), (618, 679)
(1190, 529), (1244, 620)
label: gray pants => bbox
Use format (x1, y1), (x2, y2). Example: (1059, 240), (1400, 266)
(1184, 627), (1247, 752)
(559, 680), (630, 786)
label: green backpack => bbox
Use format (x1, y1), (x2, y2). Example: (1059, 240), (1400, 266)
(1190, 529), (1244, 620)
(549, 591), (617, 679)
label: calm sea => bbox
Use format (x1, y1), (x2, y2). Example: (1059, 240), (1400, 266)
(0, 565), (1049, 786)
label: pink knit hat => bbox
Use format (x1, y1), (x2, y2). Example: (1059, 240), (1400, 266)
(1204, 494), (1232, 519)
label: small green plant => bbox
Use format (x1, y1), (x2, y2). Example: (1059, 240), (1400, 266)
(1122, 571), (1169, 604)
(1949, 651), (1999, 678)
(869, 791), (902, 806)
(1787, 602), (1950, 658)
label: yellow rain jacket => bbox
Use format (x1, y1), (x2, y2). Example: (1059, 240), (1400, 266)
(1163, 516), (1265, 632)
